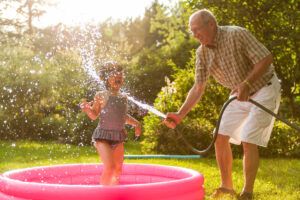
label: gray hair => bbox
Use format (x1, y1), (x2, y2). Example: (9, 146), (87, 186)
(189, 9), (217, 26)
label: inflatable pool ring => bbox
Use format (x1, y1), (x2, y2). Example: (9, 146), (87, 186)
(0, 163), (204, 200)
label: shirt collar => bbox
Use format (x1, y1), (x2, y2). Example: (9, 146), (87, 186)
(205, 26), (221, 49)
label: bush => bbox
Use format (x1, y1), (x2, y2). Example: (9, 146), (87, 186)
(260, 120), (300, 157)
(141, 55), (229, 154)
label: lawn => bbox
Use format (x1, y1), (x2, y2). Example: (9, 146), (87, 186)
(0, 140), (299, 199)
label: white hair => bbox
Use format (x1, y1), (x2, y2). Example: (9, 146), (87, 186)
(189, 9), (217, 26)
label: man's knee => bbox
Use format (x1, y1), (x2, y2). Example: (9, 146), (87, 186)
(215, 134), (230, 149)
(215, 134), (230, 147)
(242, 142), (258, 154)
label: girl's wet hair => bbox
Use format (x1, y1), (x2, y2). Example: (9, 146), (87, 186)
(98, 61), (123, 89)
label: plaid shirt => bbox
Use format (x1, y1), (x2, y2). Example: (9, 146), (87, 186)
(195, 26), (274, 93)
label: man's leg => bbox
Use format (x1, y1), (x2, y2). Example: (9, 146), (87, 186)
(242, 142), (259, 193)
(215, 134), (233, 189)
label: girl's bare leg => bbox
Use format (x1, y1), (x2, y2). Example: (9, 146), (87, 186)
(111, 142), (124, 185)
(94, 141), (115, 185)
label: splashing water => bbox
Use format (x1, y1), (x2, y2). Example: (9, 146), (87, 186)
(127, 96), (166, 119)
(81, 64), (166, 119)
(78, 27), (166, 119)
(79, 27), (105, 89)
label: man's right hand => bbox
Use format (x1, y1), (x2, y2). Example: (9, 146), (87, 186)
(163, 113), (182, 129)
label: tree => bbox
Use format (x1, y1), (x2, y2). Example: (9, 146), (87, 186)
(125, 1), (196, 103)
(0, 0), (23, 40)
(16, 0), (53, 34)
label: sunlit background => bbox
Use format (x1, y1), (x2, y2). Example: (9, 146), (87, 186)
(42, 0), (172, 26)
(3, 0), (173, 27)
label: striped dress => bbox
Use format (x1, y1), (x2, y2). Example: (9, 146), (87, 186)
(92, 94), (127, 143)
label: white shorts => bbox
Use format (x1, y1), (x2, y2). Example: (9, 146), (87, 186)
(218, 74), (281, 147)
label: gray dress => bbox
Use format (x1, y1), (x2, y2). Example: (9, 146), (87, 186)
(92, 95), (127, 145)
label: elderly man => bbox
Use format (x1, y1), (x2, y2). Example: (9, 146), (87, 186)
(164, 9), (281, 200)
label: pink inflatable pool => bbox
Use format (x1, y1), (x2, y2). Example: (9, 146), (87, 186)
(0, 163), (204, 200)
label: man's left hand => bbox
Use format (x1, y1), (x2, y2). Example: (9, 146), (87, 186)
(232, 82), (251, 101)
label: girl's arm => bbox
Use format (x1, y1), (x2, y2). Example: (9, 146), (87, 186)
(81, 92), (107, 120)
(125, 115), (141, 136)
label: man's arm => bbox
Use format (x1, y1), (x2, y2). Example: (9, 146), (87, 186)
(164, 81), (206, 128)
(178, 81), (207, 119)
(244, 54), (273, 84)
(236, 54), (273, 101)
(235, 28), (274, 101)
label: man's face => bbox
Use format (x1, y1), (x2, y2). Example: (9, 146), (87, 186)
(189, 17), (215, 46)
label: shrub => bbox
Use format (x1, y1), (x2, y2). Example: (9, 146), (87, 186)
(141, 55), (229, 154)
(260, 120), (300, 157)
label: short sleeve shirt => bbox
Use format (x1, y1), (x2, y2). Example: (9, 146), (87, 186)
(195, 26), (274, 93)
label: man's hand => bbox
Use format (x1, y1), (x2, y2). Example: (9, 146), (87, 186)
(135, 124), (142, 137)
(232, 81), (251, 101)
(163, 113), (182, 129)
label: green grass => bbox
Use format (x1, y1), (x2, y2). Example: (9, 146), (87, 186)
(1, 140), (299, 199)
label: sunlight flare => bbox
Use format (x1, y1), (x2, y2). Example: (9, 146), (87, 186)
(37, 0), (170, 27)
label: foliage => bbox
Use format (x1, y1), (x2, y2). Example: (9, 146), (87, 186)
(0, 0), (22, 36)
(260, 120), (300, 157)
(141, 54), (229, 154)
(0, 39), (96, 143)
(125, 1), (197, 103)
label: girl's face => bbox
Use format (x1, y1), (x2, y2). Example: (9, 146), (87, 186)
(107, 71), (124, 91)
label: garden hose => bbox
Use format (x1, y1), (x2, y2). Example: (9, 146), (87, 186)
(174, 96), (300, 156)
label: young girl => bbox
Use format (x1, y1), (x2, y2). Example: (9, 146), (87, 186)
(80, 61), (141, 185)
